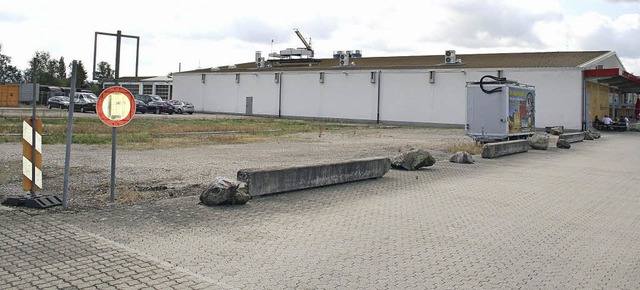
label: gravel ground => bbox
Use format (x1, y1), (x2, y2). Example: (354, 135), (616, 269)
(1, 119), (472, 211)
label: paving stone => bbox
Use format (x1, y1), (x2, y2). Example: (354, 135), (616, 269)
(1, 133), (639, 289)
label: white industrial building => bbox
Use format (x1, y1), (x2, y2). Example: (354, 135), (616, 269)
(172, 49), (640, 130)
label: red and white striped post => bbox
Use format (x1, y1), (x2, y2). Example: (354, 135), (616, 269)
(22, 119), (42, 192)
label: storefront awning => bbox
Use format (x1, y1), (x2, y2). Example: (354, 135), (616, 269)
(584, 68), (640, 93)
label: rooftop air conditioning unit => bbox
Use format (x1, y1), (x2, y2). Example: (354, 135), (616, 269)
(339, 52), (350, 66)
(445, 50), (457, 64)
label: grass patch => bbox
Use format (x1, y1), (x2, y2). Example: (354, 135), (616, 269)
(443, 140), (484, 155)
(0, 115), (351, 148)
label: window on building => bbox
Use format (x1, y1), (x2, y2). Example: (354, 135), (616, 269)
(143, 85), (152, 95)
(155, 85), (170, 99)
(121, 84), (140, 95)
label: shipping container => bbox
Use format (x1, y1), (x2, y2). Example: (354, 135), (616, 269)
(0, 84), (20, 107)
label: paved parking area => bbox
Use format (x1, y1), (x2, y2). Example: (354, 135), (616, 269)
(1, 132), (639, 289)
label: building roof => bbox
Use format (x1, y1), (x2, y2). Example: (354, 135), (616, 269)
(584, 68), (640, 93)
(177, 50), (613, 74)
(110, 76), (172, 83)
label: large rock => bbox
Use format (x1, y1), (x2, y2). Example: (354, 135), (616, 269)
(556, 139), (571, 149)
(588, 128), (601, 139)
(200, 177), (250, 206)
(584, 128), (601, 140)
(449, 151), (475, 164)
(529, 132), (550, 150)
(549, 126), (564, 135)
(584, 132), (594, 140)
(391, 148), (436, 170)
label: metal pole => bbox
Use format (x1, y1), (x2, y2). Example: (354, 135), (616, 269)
(30, 61), (37, 197)
(62, 61), (77, 209)
(135, 36), (139, 77)
(110, 127), (116, 203)
(278, 72), (282, 118)
(109, 30), (122, 204)
(376, 70), (381, 124)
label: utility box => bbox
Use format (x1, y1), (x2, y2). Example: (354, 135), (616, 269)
(466, 76), (535, 142)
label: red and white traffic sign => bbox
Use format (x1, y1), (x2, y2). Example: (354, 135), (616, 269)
(96, 86), (136, 127)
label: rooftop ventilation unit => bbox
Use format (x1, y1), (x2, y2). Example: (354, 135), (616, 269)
(445, 50), (457, 64)
(255, 51), (265, 68)
(339, 52), (350, 66)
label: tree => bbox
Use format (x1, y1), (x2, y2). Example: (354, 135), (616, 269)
(76, 60), (88, 87)
(95, 61), (114, 80)
(57, 56), (66, 80)
(24, 51), (60, 86)
(0, 44), (23, 83)
(66, 60), (89, 89)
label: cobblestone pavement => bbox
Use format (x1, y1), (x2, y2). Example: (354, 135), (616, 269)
(1, 132), (639, 289)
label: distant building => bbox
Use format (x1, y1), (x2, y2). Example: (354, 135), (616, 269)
(172, 50), (640, 130)
(103, 76), (173, 100)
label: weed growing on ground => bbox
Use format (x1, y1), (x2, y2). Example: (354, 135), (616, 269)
(444, 140), (483, 155)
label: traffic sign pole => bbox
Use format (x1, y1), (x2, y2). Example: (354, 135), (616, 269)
(110, 127), (117, 203)
(93, 29), (139, 205)
(96, 86), (136, 204)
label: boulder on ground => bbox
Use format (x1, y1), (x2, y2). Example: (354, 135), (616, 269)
(556, 139), (571, 149)
(549, 126), (564, 135)
(449, 151), (475, 164)
(585, 128), (601, 140)
(529, 132), (550, 150)
(200, 177), (251, 206)
(391, 148), (436, 170)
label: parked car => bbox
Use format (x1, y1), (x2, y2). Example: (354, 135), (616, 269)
(169, 100), (195, 114)
(135, 94), (174, 114)
(72, 92), (98, 113)
(47, 95), (70, 109)
(135, 100), (147, 114)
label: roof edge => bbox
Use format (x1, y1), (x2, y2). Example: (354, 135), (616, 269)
(577, 51), (618, 69)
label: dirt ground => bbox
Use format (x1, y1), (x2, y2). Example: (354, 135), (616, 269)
(1, 111), (474, 210)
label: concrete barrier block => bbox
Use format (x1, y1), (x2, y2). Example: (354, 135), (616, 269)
(481, 139), (529, 159)
(237, 157), (391, 197)
(559, 132), (585, 143)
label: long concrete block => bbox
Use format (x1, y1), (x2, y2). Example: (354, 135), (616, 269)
(481, 139), (529, 159)
(237, 157), (391, 197)
(559, 132), (585, 143)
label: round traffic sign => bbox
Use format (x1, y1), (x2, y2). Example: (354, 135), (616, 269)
(96, 86), (136, 127)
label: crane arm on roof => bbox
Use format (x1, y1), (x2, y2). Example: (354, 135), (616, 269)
(293, 28), (313, 57)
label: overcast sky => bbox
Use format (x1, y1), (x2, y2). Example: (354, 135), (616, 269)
(1, 0), (639, 78)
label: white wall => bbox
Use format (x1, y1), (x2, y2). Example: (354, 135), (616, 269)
(281, 71), (378, 120)
(172, 74), (207, 112)
(379, 69), (472, 125)
(506, 69), (583, 129)
(173, 67), (587, 130)
(236, 73), (280, 115)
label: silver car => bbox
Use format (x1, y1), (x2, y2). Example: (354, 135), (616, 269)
(170, 100), (194, 114)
